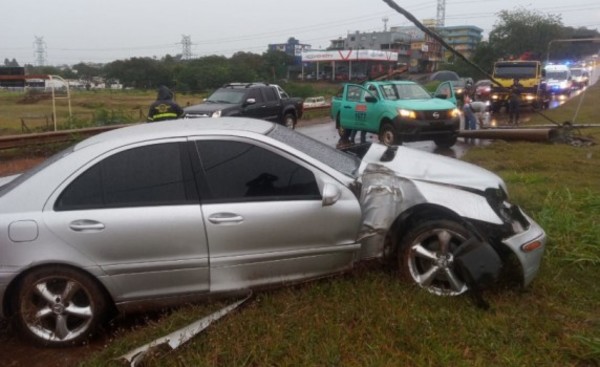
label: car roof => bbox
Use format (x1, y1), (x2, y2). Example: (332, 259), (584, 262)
(74, 118), (275, 151)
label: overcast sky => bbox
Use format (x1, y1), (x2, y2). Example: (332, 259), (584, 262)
(2, 0), (599, 66)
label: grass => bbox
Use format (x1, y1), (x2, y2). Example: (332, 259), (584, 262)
(77, 82), (600, 367)
(0, 89), (205, 134)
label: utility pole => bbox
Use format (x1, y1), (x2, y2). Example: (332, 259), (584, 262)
(181, 35), (192, 60)
(436, 0), (446, 27)
(33, 36), (47, 66)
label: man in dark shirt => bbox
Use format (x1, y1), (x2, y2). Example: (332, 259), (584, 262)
(508, 79), (523, 125)
(147, 86), (184, 122)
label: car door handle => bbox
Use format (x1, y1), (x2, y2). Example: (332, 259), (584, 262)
(344, 106), (352, 109)
(208, 213), (244, 224)
(69, 219), (105, 232)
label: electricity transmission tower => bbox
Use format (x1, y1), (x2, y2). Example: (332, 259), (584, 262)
(33, 36), (47, 66)
(181, 35), (192, 60)
(436, 0), (446, 27)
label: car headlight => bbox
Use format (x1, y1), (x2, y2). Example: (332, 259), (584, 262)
(456, 88), (464, 94)
(451, 108), (461, 118)
(491, 94), (499, 100)
(484, 187), (512, 223)
(398, 109), (417, 119)
(525, 95), (535, 101)
(211, 110), (222, 118)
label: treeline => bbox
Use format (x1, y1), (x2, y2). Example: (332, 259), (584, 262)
(21, 50), (296, 93)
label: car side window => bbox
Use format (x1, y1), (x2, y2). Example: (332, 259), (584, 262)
(195, 140), (321, 203)
(55, 143), (197, 211)
(346, 85), (362, 102)
(247, 88), (264, 103)
(262, 87), (278, 102)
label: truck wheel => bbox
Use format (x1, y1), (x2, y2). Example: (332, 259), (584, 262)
(434, 136), (457, 148)
(283, 113), (296, 129)
(379, 122), (398, 145)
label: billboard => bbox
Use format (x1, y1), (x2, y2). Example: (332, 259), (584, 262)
(301, 49), (398, 62)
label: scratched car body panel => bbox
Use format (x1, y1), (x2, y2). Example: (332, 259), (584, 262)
(0, 118), (545, 347)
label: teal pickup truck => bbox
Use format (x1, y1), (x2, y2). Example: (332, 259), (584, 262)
(331, 81), (461, 147)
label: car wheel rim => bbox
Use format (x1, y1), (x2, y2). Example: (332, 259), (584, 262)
(381, 130), (394, 145)
(407, 228), (469, 296)
(20, 276), (94, 342)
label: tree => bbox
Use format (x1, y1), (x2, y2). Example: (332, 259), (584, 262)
(4, 58), (19, 67)
(489, 8), (563, 60)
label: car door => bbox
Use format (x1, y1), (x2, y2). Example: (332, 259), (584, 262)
(339, 84), (368, 130)
(192, 138), (362, 292)
(434, 81), (457, 106)
(43, 141), (210, 302)
(260, 87), (282, 122)
(243, 88), (270, 121)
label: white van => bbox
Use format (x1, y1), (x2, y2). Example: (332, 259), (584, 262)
(544, 64), (572, 96)
(303, 96), (328, 108)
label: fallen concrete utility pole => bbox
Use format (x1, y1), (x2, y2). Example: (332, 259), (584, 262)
(458, 125), (597, 145)
(458, 128), (560, 142)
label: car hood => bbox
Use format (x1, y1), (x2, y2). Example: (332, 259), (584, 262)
(357, 144), (505, 192)
(390, 98), (456, 110)
(184, 102), (233, 114)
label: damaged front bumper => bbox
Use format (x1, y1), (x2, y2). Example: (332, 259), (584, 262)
(499, 208), (546, 287)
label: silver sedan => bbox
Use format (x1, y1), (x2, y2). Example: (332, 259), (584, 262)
(0, 118), (546, 347)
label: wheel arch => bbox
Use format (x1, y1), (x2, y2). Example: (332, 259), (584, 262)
(3, 263), (116, 319)
(384, 203), (464, 260)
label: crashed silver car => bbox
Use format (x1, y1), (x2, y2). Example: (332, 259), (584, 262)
(0, 118), (545, 347)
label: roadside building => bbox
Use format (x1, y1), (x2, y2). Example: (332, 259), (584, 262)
(436, 25), (483, 60)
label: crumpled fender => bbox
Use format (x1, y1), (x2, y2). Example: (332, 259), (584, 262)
(357, 163), (503, 259)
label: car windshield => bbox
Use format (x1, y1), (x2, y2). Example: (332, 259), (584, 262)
(570, 69), (583, 77)
(267, 124), (360, 177)
(546, 71), (568, 80)
(379, 83), (431, 100)
(206, 89), (246, 104)
(494, 66), (537, 79)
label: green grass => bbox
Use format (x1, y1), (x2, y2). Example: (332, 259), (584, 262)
(79, 86), (600, 366)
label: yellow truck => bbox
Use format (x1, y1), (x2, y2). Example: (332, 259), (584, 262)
(490, 60), (550, 112)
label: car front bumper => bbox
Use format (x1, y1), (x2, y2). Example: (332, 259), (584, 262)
(500, 208), (546, 287)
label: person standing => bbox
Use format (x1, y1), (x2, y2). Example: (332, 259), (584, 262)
(349, 129), (367, 144)
(462, 94), (477, 130)
(508, 79), (523, 125)
(147, 86), (184, 122)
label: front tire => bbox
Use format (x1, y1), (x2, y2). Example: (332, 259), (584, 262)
(399, 219), (471, 296)
(434, 135), (457, 148)
(12, 266), (108, 347)
(283, 113), (297, 129)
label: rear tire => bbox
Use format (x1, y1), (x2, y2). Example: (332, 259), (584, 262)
(12, 266), (108, 347)
(283, 113), (296, 129)
(379, 122), (398, 146)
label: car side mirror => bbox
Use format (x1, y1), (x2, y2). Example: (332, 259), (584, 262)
(245, 98), (256, 106)
(434, 93), (447, 99)
(365, 95), (378, 103)
(322, 183), (341, 206)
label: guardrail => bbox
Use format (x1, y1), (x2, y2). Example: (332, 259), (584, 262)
(0, 106), (334, 151)
(0, 124), (131, 151)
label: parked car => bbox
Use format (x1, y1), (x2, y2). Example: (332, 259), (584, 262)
(569, 67), (589, 89)
(331, 80), (461, 147)
(303, 96), (328, 109)
(183, 83), (303, 128)
(0, 118), (546, 347)
(474, 79), (493, 101)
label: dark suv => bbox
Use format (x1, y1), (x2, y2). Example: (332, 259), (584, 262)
(183, 83), (303, 128)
